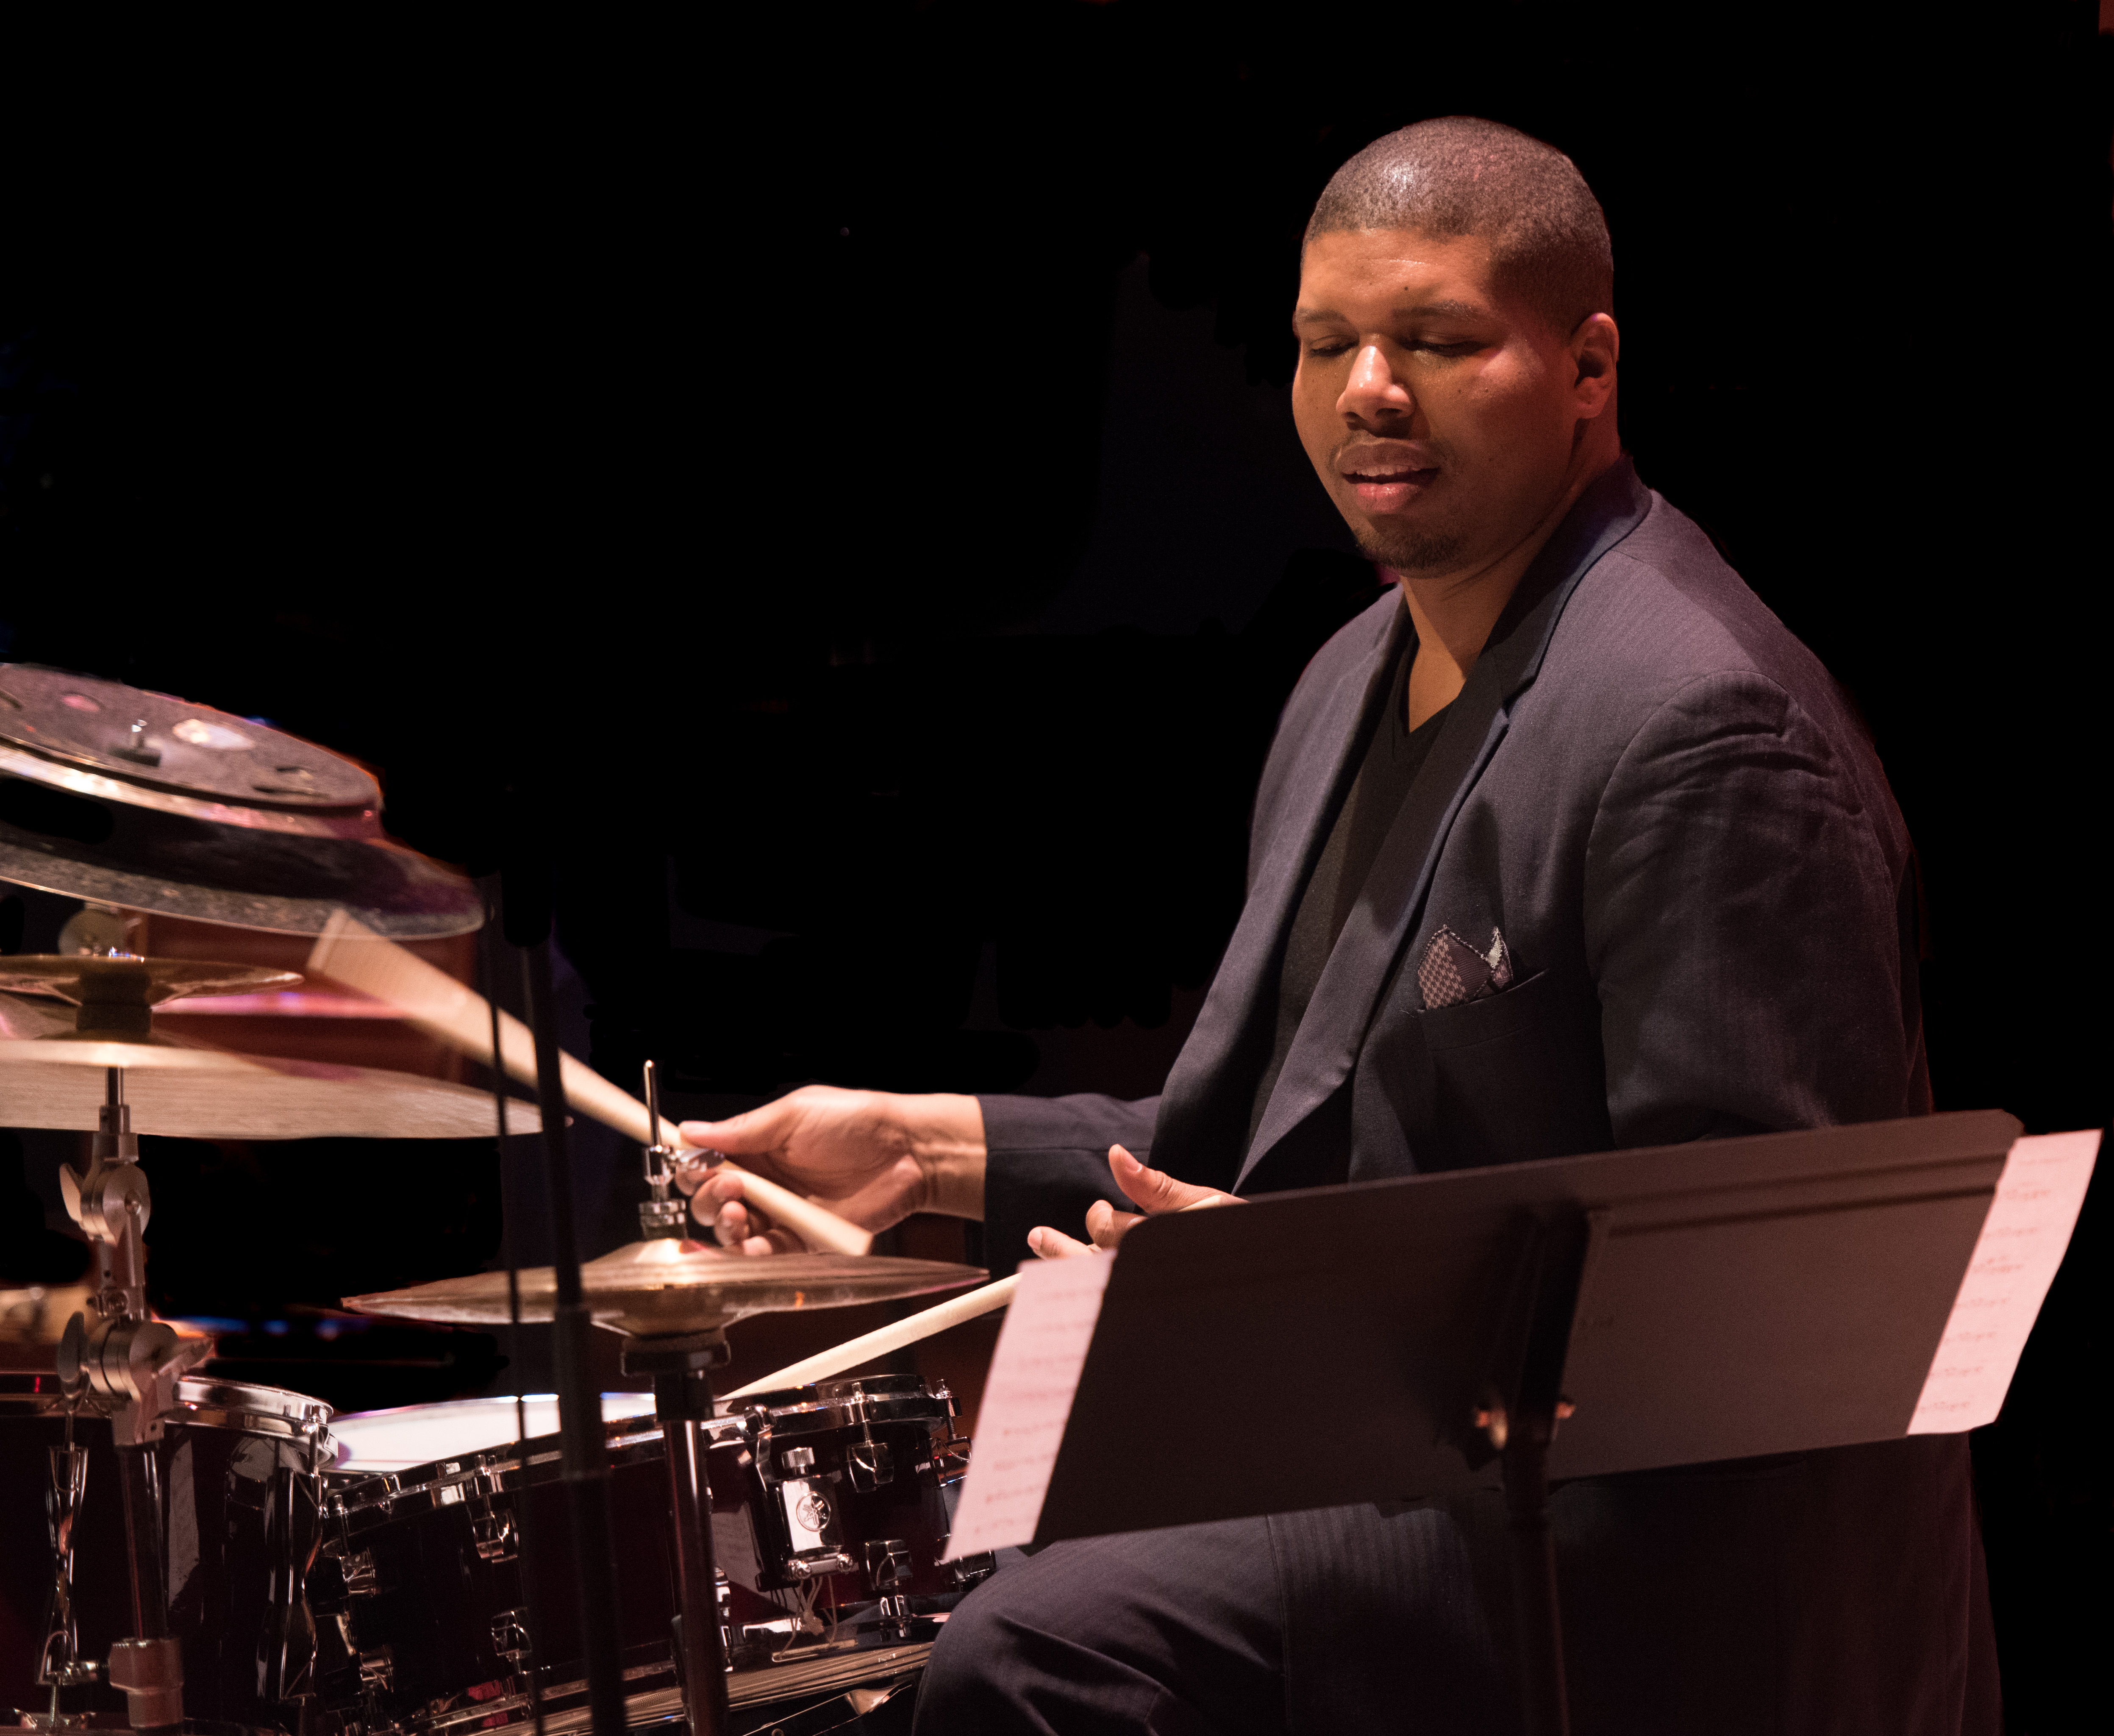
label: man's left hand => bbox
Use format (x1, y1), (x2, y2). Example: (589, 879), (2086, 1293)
(1028, 1144), (1241, 1258)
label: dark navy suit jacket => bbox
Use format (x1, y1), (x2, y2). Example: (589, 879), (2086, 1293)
(967, 461), (1997, 1730)
(981, 458), (1931, 1259)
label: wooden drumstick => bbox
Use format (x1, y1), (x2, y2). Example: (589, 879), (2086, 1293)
(308, 910), (874, 1257)
(725, 1273), (1020, 1398)
(723, 1190), (1234, 1397)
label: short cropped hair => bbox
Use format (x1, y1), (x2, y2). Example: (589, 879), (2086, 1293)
(1304, 117), (1613, 336)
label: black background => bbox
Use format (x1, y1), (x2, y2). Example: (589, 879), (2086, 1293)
(3, 3), (2108, 1724)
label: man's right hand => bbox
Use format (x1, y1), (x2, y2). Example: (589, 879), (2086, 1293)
(677, 1087), (986, 1255)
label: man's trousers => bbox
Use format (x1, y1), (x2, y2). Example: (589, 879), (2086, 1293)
(913, 1436), (2000, 1735)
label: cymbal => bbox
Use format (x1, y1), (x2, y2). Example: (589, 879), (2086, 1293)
(344, 1239), (986, 1337)
(0, 955), (301, 1008)
(0, 666), (378, 811)
(0, 991), (90, 1041)
(0, 1036), (542, 1139)
(0, 663), (482, 938)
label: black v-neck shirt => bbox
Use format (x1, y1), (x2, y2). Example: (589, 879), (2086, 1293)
(1245, 631), (1453, 1158)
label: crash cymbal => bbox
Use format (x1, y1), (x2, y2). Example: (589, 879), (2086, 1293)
(0, 1036), (541, 1139)
(344, 1239), (986, 1337)
(0, 663), (482, 938)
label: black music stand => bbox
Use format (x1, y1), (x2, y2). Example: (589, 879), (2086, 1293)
(1024, 1111), (2063, 1736)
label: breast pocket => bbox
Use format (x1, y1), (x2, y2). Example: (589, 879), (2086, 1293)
(1413, 968), (1613, 1170)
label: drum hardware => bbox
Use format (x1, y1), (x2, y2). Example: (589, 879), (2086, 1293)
(7, 947), (429, 1734)
(619, 1330), (735, 1736)
(340, 1551), (381, 1598)
(637, 1061), (686, 1241)
(3, 1375), (337, 1733)
(48, 1060), (211, 1734)
(35, 1399), (99, 1719)
(470, 1508), (519, 1564)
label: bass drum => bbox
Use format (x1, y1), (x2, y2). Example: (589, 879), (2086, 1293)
(0, 1371), (335, 1733)
(316, 1375), (993, 1735)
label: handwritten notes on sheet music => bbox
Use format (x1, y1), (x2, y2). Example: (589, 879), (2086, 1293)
(1908, 1130), (2100, 1435)
(942, 1254), (1112, 1558)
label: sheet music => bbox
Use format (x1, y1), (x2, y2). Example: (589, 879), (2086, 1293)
(942, 1253), (1113, 1558)
(1908, 1129), (2100, 1435)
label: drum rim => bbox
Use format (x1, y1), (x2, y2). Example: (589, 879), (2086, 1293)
(0, 1370), (333, 1453)
(328, 1411), (697, 1511)
(327, 1392), (664, 1480)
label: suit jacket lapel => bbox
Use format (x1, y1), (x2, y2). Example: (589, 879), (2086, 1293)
(1234, 459), (1654, 1193)
(1148, 596), (1410, 1189)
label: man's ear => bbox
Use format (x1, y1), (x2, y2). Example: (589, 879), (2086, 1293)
(1571, 312), (1619, 415)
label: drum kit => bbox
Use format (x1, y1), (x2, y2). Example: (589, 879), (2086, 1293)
(0, 667), (994, 1736)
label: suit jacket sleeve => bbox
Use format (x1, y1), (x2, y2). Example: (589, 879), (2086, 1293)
(975, 1093), (1160, 1275)
(1586, 669), (1925, 1145)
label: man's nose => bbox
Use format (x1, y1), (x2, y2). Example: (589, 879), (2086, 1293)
(1336, 343), (1413, 425)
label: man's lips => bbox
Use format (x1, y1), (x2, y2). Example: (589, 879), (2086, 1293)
(1342, 464), (1439, 511)
(1338, 444), (1440, 511)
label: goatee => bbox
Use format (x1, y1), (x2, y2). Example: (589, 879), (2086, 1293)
(1352, 521), (1471, 576)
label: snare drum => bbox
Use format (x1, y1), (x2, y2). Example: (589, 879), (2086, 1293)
(0, 1372), (335, 1732)
(314, 1375), (991, 1734)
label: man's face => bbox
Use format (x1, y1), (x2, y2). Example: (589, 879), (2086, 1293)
(1292, 228), (1608, 578)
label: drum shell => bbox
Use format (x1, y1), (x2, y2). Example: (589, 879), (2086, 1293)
(0, 1372), (333, 1730)
(314, 1416), (691, 1722)
(315, 1385), (971, 1731)
(714, 1408), (959, 1604)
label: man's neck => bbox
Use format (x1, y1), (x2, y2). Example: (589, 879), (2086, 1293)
(1397, 452), (1617, 728)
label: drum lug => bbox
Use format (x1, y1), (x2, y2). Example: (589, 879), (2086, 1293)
(356, 1645), (395, 1694)
(846, 1438), (894, 1491)
(342, 1548), (380, 1598)
(470, 1508), (519, 1564)
(861, 1538), (913, 1593)
(489, 1609), (531, 1666)
(945, 1546), (996, 1590)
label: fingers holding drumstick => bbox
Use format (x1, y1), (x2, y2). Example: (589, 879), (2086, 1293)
(1029, 1144), (1241, 1258)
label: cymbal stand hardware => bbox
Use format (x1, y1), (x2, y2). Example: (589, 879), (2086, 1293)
(621, 1331), (733, 1736)
(639, 1060), (687, 1240)
(54, 1064), (214, 1733)
(36, 1395), (98, 1717)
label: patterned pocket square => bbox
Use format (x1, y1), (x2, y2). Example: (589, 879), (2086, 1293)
(1416, 924), (1514, 1011)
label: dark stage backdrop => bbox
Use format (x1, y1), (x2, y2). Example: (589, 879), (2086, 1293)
(3, 5), (2108, 1726)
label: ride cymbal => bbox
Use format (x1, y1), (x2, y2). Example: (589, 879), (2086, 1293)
(344, 1239), (985, 1337)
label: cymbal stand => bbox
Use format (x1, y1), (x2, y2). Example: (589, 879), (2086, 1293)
(55, 1065), (214, 1735)
(631, 1062), (729, 1736)
(621, 1329), (731, 1736)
